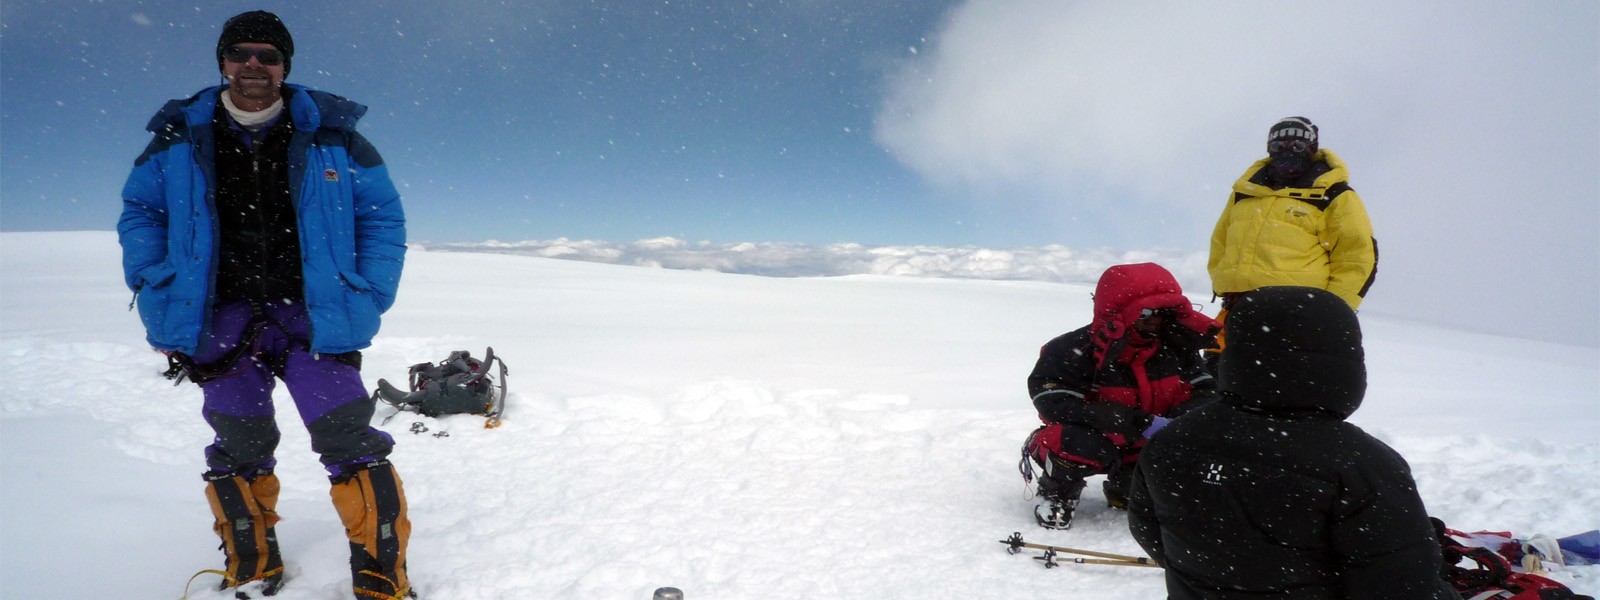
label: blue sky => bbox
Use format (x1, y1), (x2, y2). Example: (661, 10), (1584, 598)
(2, 1), (1597, 344)
(2, 1), (978, 246)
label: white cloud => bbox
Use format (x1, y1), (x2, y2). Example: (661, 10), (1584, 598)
(416, 237), (1212, 295)
(873, 0), (1600, 346)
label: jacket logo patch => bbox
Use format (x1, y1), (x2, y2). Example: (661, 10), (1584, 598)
(324, 168), (339, 182)
(1203, 463), (1226, 485)
(1286, 206), (1309, 218)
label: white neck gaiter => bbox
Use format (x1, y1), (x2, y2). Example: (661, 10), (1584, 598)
(221, 92), (284, 129)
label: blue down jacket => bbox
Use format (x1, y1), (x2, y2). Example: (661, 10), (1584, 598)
(119, 84), (405, 355)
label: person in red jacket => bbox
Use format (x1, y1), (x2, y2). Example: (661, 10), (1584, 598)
(1019, 263), (1219, 530)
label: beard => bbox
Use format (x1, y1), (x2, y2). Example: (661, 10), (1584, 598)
(228, 70), (281, 103)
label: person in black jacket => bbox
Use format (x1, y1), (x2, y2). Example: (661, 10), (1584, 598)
(1127, 286), (1459, 599)
(1021, 263), (1219, 530)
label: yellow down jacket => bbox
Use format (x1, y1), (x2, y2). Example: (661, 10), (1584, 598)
(1207, 149), (1376, 309)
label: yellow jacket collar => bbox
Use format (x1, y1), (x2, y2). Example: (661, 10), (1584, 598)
(1233, 149), (1349, 197)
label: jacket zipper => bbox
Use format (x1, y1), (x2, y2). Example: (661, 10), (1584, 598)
(252, 142), (269, 303)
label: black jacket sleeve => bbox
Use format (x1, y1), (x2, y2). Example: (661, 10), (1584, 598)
(1331, 436), (1462, 599)
(1146, 322), (1218, 419)
(1126, 462), (1165, 567)
(1028, 330), (1154, 437)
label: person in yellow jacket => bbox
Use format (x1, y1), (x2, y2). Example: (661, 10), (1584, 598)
(1206, 117), (1377, 360)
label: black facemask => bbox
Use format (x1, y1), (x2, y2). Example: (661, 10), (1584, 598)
(1266, 152), (1313, 184)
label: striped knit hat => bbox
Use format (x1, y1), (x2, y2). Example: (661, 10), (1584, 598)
(1267, 117), (1318, 154)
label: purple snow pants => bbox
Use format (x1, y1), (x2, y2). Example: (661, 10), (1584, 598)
(193, 300), (394, 480)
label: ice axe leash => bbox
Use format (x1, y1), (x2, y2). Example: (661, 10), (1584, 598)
(1000, 532), (1162, 569)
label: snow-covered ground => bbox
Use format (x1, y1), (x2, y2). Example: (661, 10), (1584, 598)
(2, 231), (1596, 599)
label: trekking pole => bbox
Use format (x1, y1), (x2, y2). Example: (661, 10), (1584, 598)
(1000, 532), (1162, 568)
(1029, 547), (1161, 569)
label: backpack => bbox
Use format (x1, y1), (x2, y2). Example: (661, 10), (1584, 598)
(372, 347), (508, 428)
(1434, 518), (1594, 600)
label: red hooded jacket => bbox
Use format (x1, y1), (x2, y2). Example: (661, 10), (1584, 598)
(1029, 263), (1219, 449)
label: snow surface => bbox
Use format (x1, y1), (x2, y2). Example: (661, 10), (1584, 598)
(1, 231), (1596, 599)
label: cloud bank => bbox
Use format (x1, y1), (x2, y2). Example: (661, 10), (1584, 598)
(415, 237), (1210, 292)
(873, 0), (1600, 346)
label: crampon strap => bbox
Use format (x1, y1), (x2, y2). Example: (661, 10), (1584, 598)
(353, 569), (411, 600)
(180, 566), (284, 599)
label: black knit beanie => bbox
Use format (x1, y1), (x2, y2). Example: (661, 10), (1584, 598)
(216, 11), (294, 76)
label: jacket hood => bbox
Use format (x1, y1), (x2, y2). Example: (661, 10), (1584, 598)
(1219, 286), (1365, 419)
(1089, 263), (1218, 367)
(147, 84), (367, 134)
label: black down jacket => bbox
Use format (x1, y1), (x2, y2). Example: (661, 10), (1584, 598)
(1127, 287), (1459, 600)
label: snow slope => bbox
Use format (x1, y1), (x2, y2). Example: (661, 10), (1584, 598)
(2, 231), (1596, 599)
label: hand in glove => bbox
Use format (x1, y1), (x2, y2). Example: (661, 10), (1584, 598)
(1142, 415), (1172, 439)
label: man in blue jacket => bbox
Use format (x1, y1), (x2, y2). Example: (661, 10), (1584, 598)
(118, 11), (412, 599)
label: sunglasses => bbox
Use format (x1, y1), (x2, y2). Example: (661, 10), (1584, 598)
(1139, 307), (1177, 319)
(224, 45), (284, 66)
(1268, 139), (1311, 154)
